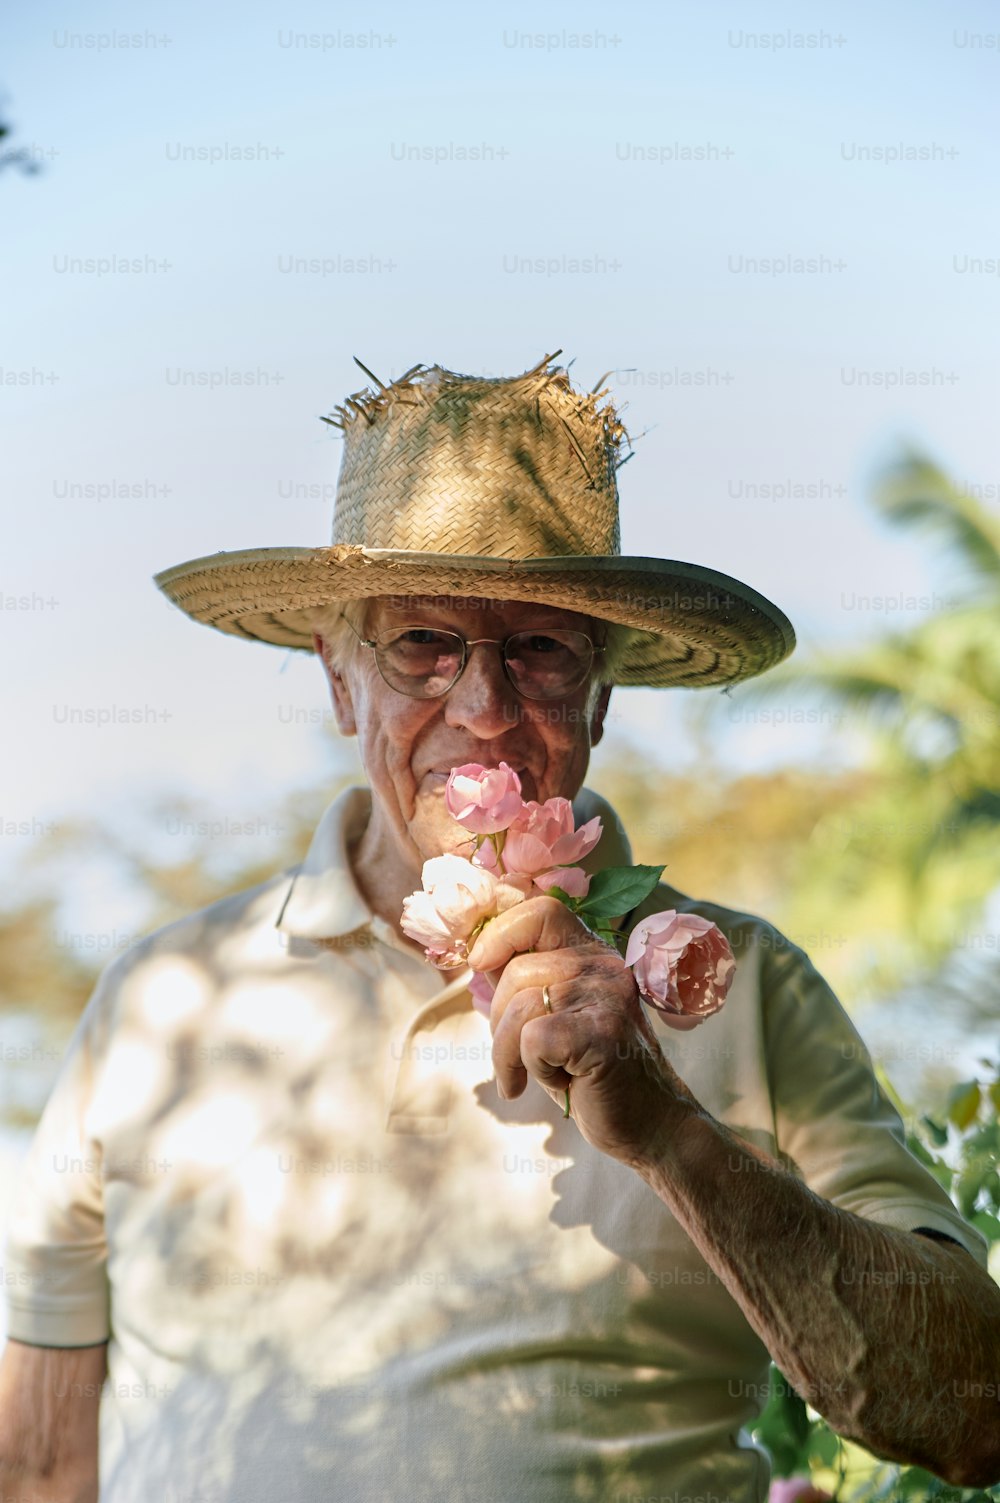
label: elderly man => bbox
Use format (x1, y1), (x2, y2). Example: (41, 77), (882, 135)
(2, 355), (998, 1501)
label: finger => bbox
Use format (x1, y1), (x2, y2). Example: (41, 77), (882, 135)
(517, 1014), (576, 1098)
(486, 952), (566, 1031)
(492, 980), (560, 1097)
(467, 895), (589, 972)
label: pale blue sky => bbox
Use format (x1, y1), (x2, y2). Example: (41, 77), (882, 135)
(3, 0), (999, 892)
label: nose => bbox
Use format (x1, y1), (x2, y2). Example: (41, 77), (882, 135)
(442, 640), (522, 736)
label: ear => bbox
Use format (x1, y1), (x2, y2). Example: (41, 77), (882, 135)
(312, 631), (357, 736)
(589, 683), (613, 747)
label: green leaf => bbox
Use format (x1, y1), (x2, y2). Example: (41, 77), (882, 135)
(955, 1166), (985, 1219)
(808, 1422), (841, 1466)
(894, 1468), (951, 1498)
(545, 885), (576, 909)
(783, 1389), (811, 1449)
(988, 1081), (1000, 1115)
(751, 1370), (815, 1473)
(968, 1119), (1000, 1154)
(920, 1114), (949, 1147)
(575, 864), (665, 920)
(947, 1080), (982, 1131)
(971, 1210), (1000, 1243)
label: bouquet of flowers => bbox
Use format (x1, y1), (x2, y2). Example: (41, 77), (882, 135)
(401, 762), (736, 1027)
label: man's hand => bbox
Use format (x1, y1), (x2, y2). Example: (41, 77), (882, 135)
(467, 894), (703, 1164)
(468, 898), (1000, 1485)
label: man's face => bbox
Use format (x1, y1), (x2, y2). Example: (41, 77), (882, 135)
(313, 595), (613, 873)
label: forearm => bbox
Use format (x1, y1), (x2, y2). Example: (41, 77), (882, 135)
(632, 1104), (1000, 1486)
(0, 1340), (104, 1503)
(0, 1459), (98, 1503)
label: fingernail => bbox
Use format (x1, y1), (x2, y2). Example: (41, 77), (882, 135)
(495, 1079), (507, 1100)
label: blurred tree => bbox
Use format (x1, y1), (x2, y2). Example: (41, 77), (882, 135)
(694, 455), (1000, 1006)
(587, 738), (870, 937)
(0, 95), (43, 177)
(0, 782), (345, 1092)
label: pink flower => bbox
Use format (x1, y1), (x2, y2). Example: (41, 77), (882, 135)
(502, 798), (603, 878)
(624, 910), (735, 1029)
(401, 854), (530, 966)
(532, 865), (591, 898)
(467, 837), (500, 873)
(768, 1480), (834, 1503)
(445, 762), (524, 835)
(468, 971), (496, 1018)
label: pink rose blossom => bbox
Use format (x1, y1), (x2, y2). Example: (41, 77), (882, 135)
(502, 798), (603, 877)
(532, 865), (591, 898)
(768, 1481), (834, 1503)
(401, 854), (530, 966)
(444, 762), (524, 835)
(468, 798), (597, 898)
(467, 837), (500, 873)
(624, 910), (735, 1029)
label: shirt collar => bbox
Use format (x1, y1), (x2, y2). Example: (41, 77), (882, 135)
(275, 782), (635, 944)
(275, 785), (375, 941)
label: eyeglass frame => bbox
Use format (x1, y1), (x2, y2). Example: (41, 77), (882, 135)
(338, 614), (607, 701)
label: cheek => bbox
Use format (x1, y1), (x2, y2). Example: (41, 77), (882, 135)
(529, 704), (595, 770)
(536, 695), (595, 741)
(358, 694), (434, 777)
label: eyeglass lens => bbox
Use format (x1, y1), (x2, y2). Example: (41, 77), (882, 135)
(372, 627), (593, 699)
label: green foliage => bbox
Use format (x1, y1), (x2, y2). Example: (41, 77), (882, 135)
(948, 1081), (984, 1134)
(573, 863), (666, 919)
(696, 457), (1000, 1009)
(565, 862), (667, 948)
(753, 1060), (1000, 1500)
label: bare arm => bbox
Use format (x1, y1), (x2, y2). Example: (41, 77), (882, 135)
(0, 1338), (107, 1503)
(474, 896), (1000, 1487)
(634, 1109), (1000, 1488)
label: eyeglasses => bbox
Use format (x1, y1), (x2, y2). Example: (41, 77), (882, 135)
(343, 620), (604, 700)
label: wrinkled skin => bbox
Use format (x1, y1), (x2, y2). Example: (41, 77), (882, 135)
(314, 594), (612, 954)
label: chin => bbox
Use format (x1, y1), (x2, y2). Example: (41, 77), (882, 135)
(436, 825), (476, 859)
(409, 801), (474, 863)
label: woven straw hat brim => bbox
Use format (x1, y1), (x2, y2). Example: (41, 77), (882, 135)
(154, 545), (795, 689)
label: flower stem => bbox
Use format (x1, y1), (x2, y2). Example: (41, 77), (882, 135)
(563, 1086), (572, 1120)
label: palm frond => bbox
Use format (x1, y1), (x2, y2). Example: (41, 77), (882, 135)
(875, 455), (1000, 597)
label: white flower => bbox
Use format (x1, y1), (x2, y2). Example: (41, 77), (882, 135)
(401, 855), (530, 966)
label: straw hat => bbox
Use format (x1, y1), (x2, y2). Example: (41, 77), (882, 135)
(154, 351), (795, 688)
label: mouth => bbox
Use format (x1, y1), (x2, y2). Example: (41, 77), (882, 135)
(423, 766), (530, 787)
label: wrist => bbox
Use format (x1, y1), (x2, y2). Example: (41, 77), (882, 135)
(626, 1091), (716, 1183)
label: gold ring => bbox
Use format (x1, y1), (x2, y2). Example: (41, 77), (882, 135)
(542, 984), (552, 1014)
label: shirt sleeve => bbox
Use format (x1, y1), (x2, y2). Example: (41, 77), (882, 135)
(761, 936), (990, 1271)
(2, 962), (119, 1347)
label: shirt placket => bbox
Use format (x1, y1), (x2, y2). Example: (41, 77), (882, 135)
(381, 955), (479, 1135)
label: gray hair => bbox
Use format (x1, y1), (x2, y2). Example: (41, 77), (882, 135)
(308, 599), (634, 690)
(309, 600), (371, 676)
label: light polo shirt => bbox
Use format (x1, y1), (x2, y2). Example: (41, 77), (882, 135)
(2, 784), (987, 1503)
